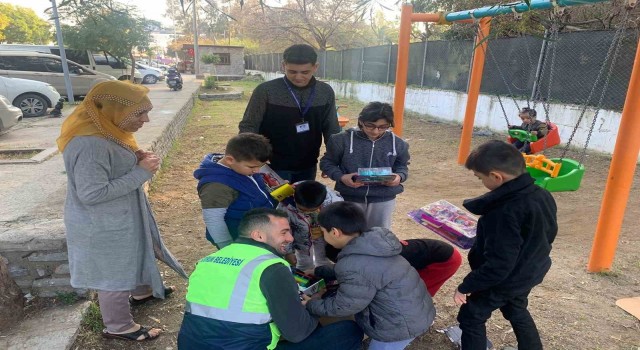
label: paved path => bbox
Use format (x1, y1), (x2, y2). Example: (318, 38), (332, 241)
(0, 75), (201, 350)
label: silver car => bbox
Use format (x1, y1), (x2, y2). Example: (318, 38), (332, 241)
(0, 51), (116, 99)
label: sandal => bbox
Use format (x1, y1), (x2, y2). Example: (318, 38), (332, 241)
(129, 286), (174, 306)
(102, 325), (161, 341)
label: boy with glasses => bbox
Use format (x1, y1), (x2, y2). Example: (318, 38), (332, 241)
(320, 102), (409, 229)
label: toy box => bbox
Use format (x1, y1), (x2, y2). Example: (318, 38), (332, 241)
(408, 200), (478, 249)
(355, 167), (396, 185)
(259, 164), (295, 201)
(292, 268), (326, 297)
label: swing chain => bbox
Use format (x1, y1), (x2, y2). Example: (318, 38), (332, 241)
(483, 28), (520, 120)
(474, 19), (520, 126)
(560, 8), (630, 164)
(579, 11), (630, 165)
(497, 94), (511, 127)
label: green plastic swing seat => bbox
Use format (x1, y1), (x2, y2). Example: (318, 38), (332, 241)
(527, 158), (585, 192)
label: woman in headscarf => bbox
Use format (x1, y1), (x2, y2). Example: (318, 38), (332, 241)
(58, 80), (187, 342)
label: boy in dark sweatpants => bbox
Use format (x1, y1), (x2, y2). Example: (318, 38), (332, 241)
(454, 140), (557, 350)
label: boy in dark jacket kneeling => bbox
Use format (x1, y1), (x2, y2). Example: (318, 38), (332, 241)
(305, 201), (434, 350)
(454, 140), (558, 350)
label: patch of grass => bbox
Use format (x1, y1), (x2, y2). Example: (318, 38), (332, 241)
(595, 270), (620, 278)
(55, 291), (79, 305)
(0, 150), (40, 160)
(81, 300), (104, 333)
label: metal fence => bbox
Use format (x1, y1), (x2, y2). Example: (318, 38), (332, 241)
(245, 30), (638, 111)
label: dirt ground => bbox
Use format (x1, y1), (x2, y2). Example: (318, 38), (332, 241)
(73, 79), (640, 350)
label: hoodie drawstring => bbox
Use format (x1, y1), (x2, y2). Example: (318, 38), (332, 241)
(349, 130), (354, 154)
(391, 132), (397, 156)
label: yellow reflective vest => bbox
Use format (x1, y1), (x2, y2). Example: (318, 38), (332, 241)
(185, 243), (290, 350)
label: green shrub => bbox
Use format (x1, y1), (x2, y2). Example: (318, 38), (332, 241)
(201, 53), (221, 65)
(203, 76), (218, 89)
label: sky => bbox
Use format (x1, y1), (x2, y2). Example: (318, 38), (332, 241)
(3, 0), (401, 27)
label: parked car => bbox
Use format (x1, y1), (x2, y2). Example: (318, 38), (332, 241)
(0, 51), (116, 99)
(135, 63), (164, 84)
(0, 44), (143, 83)
(0, 95), (22, 132)
(0, 76), (60, 117)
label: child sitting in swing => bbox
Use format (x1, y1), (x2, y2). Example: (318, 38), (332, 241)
(509, 107), (548, 154)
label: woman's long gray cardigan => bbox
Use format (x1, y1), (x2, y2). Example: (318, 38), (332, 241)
(63, 136), (187, 298)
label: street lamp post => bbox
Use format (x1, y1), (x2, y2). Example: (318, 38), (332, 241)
(50, 0), (74, 104)
(193, 0), (200, 77)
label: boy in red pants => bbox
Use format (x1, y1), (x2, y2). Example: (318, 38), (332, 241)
(399, 239), (462, 296)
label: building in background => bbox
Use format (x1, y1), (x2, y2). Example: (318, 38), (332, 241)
(182, 44), (244, 79)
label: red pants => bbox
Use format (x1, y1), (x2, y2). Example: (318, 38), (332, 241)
(417, 248), (462, 296)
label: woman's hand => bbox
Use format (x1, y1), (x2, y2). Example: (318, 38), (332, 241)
(138, 153), (160, 174)
(383, 174), (401, 187)
(340, 173), (364, 188)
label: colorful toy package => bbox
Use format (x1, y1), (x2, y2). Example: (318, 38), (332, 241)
(408, 200), (478, 249)
(292, 268), (326, 297)
(259, 164), (294, 201)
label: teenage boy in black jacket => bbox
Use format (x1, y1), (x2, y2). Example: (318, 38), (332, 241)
(454, 140), (557, 350)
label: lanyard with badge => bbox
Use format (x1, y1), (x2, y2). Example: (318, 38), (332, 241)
(283, 77), (316, 134)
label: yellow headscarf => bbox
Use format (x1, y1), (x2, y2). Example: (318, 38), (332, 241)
(57, 80), (153, 152)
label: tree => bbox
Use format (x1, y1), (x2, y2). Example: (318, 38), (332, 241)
(370, 11), (400, 45)
(0, 3), (52, 44)
(0, 13), (9, 43)
(58, 0), (155, 81)
(165, 0), (234, 41)
(249, 0), (370, 51)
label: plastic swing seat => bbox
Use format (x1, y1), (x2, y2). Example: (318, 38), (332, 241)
(507, 122), (561, 154)
(526, 158), (585, 192)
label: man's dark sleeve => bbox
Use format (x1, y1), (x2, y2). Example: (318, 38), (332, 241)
(321, 88), (340, 145)
(239, 83), (268, 133)
(260, 263), (319, 342)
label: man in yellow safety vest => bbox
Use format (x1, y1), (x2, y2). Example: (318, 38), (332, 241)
(177, 208), (363, 350)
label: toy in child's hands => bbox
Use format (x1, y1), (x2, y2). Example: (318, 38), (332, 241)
(408, 200), (478, 249)
(260, 164), (286, 188)
(259, 164), (294, 201)
(292, 268), (326, 297)
(508, 128), (538, 142)
(354, 167), (396, 185)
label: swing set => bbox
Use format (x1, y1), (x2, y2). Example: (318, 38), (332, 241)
(390, 0), (640, 272)
(490, 10), (630, 192)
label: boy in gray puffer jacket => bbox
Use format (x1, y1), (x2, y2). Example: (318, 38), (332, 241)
(305, 202), (434, 350)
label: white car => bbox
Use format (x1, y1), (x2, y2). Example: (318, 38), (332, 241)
(0, 95), (22, 132)
(0, 76), (61, 117)
(135, 63), (164, 84)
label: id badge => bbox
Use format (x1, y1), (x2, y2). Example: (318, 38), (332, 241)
(296, 122), (310, 133)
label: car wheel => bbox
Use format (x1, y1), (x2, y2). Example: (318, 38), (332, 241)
(14, 93), (48, 117)
(142, 74), (158, 84)
(118, 75), (131, 81)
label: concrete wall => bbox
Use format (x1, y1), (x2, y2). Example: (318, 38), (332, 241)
(0, 94), (196, 298)
(200, 47), (245, 76)
(260, 71), (631, 159)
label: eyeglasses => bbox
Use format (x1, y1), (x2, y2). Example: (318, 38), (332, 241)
(361, 123), (391, 131)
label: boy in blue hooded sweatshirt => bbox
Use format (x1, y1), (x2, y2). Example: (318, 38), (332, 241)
(320, 102), (409, 229)
(193, 133), (275, 248)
